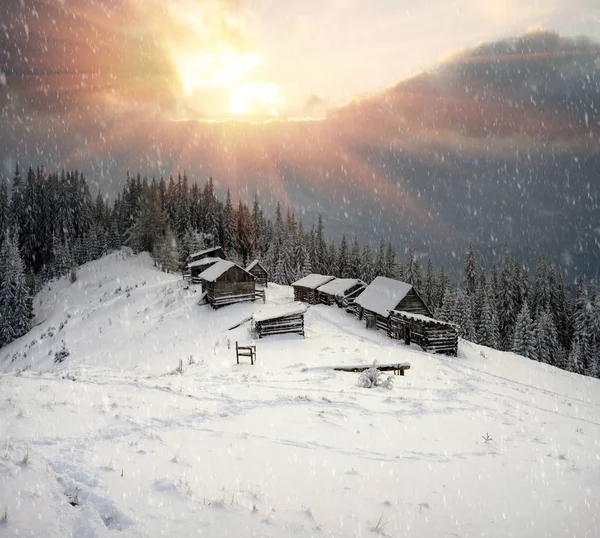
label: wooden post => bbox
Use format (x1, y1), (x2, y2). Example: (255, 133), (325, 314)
(235, 341), (239, 364)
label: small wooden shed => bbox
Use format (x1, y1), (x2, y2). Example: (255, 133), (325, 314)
(187, 246), (226, 265)
(246, 260), (269, 287)
(353, 276), (431, 332)
(389, 310), (458, 356)
(252, 302), (307, 338)
(187, 257), (221, 281)
(316, 278), (366, 307)
(292, 274), (335, 304)
(199, 260), (256, 308)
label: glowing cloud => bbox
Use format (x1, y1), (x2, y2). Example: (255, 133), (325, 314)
(230, 82), (282, 117)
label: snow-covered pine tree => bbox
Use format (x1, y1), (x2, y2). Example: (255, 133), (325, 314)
(437, 285), (455, 322)
(384, 242), (396, 278)
(374, 239), (386, 279)
(314, 215), (327, 274)
(451, 290), (476, 341)
(535, 308), (559, 366)
(221, 189), (237, 257)
(512, 301), (537, 360)
(360, 244), (374, 284)
(436, 265), (450, 311)
(423, 259), (436, 313)
(337, 235), (349, 278)
(153, 226), (180, 274)
(463, 243), (477, 296)
(349, 237), (361, 279)
(326, 242), (337, 276)
(0, 232), (31, 346)
(498, 246), (519, 350)
(0, 180), (7, 240)
(477, 288), (500, 349)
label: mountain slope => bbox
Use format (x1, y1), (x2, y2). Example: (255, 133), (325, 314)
(1, 250), (599, 537)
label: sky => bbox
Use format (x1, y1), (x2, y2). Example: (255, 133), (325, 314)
(2, 0), (598, 121)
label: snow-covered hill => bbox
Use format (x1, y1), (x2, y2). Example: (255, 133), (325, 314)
(1, 250), (599, 537)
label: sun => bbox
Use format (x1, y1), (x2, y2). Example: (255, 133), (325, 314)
(230, 82), (282, 117)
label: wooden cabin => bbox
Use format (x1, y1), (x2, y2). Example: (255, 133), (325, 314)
(292, 274), (335, 304)
(252, 302), (307, 338)
(186, 246), (226, 265)
(246, 260), (269, 287)
(353, 276), (431, 333)
(389, 310), (458, 356)
(187, 257), (221, 282)
(198, 260), (256, 308)
(316, 278), (366, 307)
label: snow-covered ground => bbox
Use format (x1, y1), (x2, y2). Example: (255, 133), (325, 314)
(1, 249), (599, 537)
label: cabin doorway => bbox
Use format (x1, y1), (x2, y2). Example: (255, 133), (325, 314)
(404, 326), (411, 345)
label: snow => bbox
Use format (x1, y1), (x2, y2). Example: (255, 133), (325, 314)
(393, 310), (457, 326)
(1, 250), (600, 537)
(354, 276), (413, 317)
(187, 256), (221, 269)
(252, 301), (308, 323)
(316, 278), (364, 297)
(292, 273), (335, 289)
(197, 259), (238, 282)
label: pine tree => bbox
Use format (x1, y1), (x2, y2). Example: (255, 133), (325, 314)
(314, 215), (327, 274)
(337, 235), (349, 278)
(384, 242), (396, 278)
(535, 308), (559, 365)
(360, 244), (374, 284)
(477, 289), (500, 349)
(452, 290), (475, 341)
(0, 232), (31, 346)
(423, 259), (436, 312)
(463, 243), (477, 296)
(222, 189), (237, 256)
(349, 237), (361, 279)
(153, 226), (180, 273)
(498, 246), (518, 350)
(512, 301), (537, 360)
(436, 265), (450, 311)
(374, 239), (386, 279)
(0, 180), (8, 240)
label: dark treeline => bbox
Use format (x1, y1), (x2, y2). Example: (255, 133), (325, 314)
(0, 165), (599, 379)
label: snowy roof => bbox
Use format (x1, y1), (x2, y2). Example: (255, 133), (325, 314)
(354, 277), (413, 318)
(187, 257), (221, 269)
(392, 310), (458, 328)
(198, 260), (239, 282)
(188, 246), (224, 259)
(317, 278), (364, 297)
(252, 302), (308, 323)
(246, 259), (266, 272)
(292, 274), (335, 290)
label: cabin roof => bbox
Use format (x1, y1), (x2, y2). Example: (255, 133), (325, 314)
(292, 274), (335, 290)
(188, 246), (224, 259)
(317, 278), (364, 297)
(198, 260), (251, 282)
(354, 276), (413, 318)
(246, 259), (267, 272)
(187, 257), (221, 269)
(392, 310), (458, 328)
(252, 301), (307, 323)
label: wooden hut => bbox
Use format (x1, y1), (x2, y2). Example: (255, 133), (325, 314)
(246, 260), (269, 287)
(353, 276), (431, 332)
(187, 257), (221, 282)
(252, 302), (307, 338)
(186, 246), (226, 265)
(292, 274), (335, 304)
(198, 260), (256, 308)
(316, 278), (366, 307)
(389, 310), (458, 356)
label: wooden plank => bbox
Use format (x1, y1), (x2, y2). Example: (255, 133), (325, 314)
(333, 364), (411, 374)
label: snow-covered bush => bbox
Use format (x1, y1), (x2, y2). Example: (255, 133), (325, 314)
(54, 341), (70, 364)
(357, 362), (394, 389)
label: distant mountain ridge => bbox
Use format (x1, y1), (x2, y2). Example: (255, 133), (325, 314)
(1, 31), (599, 277)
